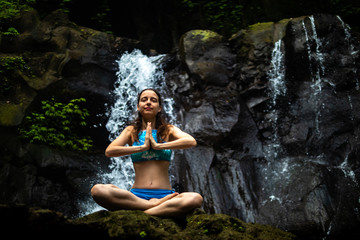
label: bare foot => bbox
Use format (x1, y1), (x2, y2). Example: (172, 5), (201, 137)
(148, 192), (179, 208)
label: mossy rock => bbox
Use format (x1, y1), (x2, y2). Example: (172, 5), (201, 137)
(188, 30), (223, 42)
(186, 213), (295, 240)
(75, 210), (182, 239)
(1, 205), (295, 239)
(0, 102), (25, 126)
(75, 210), (295, 240)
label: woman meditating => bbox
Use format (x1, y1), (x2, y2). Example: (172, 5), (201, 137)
(91, 88), (203, 217)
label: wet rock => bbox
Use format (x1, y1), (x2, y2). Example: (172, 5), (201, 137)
(179, 30), (236, 87)
(169, 14), (360, 240)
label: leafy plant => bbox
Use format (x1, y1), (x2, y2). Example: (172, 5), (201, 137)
(90, 8), (113, 34)
(19, 97), (93, 152)
(59, 0), (71, 13)
(0, 0), (35, 22)
(180, 0), (244, 36)
(2, 27), (19, 36)
(0, 56), (29, 97)
(139, 231), (147, 238)
(0, 56), (26, 72)
(202, 0), (244, 35)
(0, 0), (36, 36)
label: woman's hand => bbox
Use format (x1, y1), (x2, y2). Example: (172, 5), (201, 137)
(148, 123), (163, 150)
(141, 122), (152, 151)
(150, 135), (161, 150)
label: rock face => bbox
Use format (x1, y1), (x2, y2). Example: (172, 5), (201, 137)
(1, 10), (360, 240)
(0, 10), (140, 216)
(0, 129), (107, 217)
(0, 204), (295, 240)
(168, 14), (360, 240)
(0, 9), (141, 130)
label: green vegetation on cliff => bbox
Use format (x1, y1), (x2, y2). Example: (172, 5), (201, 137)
(19, 97), (93, 151)
(0, 0), (35, 35)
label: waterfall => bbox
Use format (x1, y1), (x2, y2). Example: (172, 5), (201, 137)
(337, 15), (360, 90)
(78, 49), (176, 216)
(268, 40), (287, 105)
(264, 39), (286, 161)
(261, 39), (289, 205)
(302, 16), (327, 138)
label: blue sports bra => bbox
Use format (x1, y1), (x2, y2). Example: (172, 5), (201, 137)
(131, 130), (172, 163)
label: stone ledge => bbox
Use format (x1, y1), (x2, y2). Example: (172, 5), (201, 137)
(0, 204), (295, 239)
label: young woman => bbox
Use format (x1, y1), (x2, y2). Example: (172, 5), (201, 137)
(91, 88), (203, 217)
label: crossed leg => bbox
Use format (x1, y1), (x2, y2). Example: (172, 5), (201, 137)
(144, 192), (203, 217)
(91, 184), (203, 217)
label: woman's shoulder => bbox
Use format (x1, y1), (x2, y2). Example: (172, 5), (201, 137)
(124, 125), (135, 132)
(122, 125), (136, 138)
(123, 125), (136, 143)
(167, 124), (175, 131)
(167, 124), (182, 134)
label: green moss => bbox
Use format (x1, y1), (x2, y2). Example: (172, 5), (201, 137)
(190, 30), (222, 41)
(139, 231), (147, 238)
(187, 213), (247, 237)
(246, 22), (275, 44)
(248, 22), (274, 32)
(2, 207), (295, 240)
(0, 102), (25, 126)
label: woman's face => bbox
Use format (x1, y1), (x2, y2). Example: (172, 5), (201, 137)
(137, 90), (161, 118)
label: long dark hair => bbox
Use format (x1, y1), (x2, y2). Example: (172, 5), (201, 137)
(131, 88), (169, 143)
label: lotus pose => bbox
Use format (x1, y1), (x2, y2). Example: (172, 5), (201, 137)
(91, 88), (203, 217)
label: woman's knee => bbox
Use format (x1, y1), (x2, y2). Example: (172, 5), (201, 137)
(91, 184), (106, 199)
(191, 193), (203, 208)
(183, 192), (203, 209)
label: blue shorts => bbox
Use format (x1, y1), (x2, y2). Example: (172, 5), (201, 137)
(130, 188), (175, 200)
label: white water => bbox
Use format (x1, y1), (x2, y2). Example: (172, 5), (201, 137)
(302, 16), (326, 138)
(262, 17), (359, 212)
(268, 40), (286, 106)
(264, 39), (287, 161)
(261, 39), (290, 205)
(78, 49), (176, 216)
(337, 15), (360, 90)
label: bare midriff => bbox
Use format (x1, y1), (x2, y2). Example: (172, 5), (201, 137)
(132, 160), (171, 190)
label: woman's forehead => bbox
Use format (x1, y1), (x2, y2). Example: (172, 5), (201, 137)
(140, 90), (158, 98)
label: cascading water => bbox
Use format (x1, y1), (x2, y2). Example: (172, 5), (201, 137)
(302, 16), (327, 138)
(337, 15), (360, 90)
(335, 16), (359, 186)
(261, 39), (290, 205)
(78, 49), (176, 216)
(264, 39), (286, 161)
(261, 15), (359, 210)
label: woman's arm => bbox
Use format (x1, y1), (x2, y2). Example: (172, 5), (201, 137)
(150, 125), (197, 150)
(105, 125), (151, 158)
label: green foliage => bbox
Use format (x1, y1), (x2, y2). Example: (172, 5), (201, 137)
(139, 231), (147, 238)
(180, 0), (244, 36)
(59, 0), (72, 13)
(203, 0), (243, 35)
(2, 26), (20, 36)
(0, 56), (29, 98)
(90, 8), (113, 34)
(331, 0), (360, 17)
(0, 0), (36, 36)
(0, 0), (35, 23)
(0, 56), (26, 72)
(19, 97), (93, 152)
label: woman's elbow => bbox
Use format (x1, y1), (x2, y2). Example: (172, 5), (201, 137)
(105, 148), (113, 158)
(191, 138), (197, 147)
